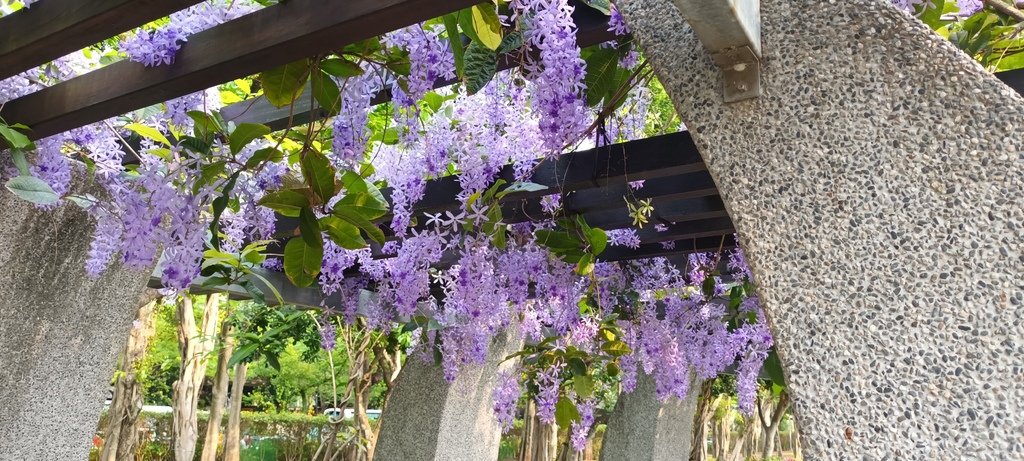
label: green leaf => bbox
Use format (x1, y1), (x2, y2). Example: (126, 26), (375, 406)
(6, 176), (59, 205)
(573, 376), (595, 398)
(555, 397), (581, 427)
(579, 0), (611, 14)
(336, 171), (389, 220)
(601, 340), (631, 357)
(244, 147), (284, 169)
(320, 58), (364, 78)
(463, 41), (497, 95)
(258, 189), (309, 217)
(586, 228), (608, 255)
(283, 238), (322, 287)
(471, 4), (503, 50)
(498, 31), (524, 54)
(442, 13), (466, 77)
(457, 7), (482, 44)
(187, 111), (221, 143)
(241, 280), (266, 305)
(534, 229), (580, 250)
(497, 181), (547, 198)
(333, 206), (385, 244)
(10, 150), (29, 176)
(312, 70), (342, 114)
(763, 349), (786, 387)
(125, 123), (171, 147)
(321, 215), (367, 250)
(606, 362), (620, 377)
(300, 150), (336, 203)
(229, 123), (271, 154)
(567, 357), (587, 376)
(208, 172), (239, 250)
(0, 124), (32, 149)
(583, 47), (621, 107)
(298, 206), (324, 248)
(260, 59), (310, 107)
(228, 343), (259, 368)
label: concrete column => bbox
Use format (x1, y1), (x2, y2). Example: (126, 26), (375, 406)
(617, 0), (1024, 459)
(600, 373), (699, 461)
(0, 178), (152, 460)
(373, 327), (522, 461)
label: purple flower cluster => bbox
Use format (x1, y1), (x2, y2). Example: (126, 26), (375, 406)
(570, 399), (595, 451)
(606, 228), (640, 249)
(120, 1), (260, 67)
(514, 0), (589, 154)
(319, 315), (337, 351)
(492, 370), (521, 433)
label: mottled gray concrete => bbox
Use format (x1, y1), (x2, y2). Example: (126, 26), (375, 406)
(0, 175), (152, 460)
(600, 373), (699, 461)
(374, 327), (522, 461)
(618, 0), (1024, 459)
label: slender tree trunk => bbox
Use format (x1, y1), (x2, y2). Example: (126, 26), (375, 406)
(728, 417), (755, 461)
(688, 380), (713, 461)
(171, 294), (222, 461)
(99, 292), (160, 461)
(223, 362), (248, 461)
(200, 322), (234, 461)
(792, 417), (802, 460)
(519, 401), (536, 461)
(761, 391), (791, 460)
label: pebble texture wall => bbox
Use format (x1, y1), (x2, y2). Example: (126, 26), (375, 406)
(373, 327), (522, 460)
(600, 373), (699, 461)
(0, 176), (152, 460)
(616, 0), (1023, 459)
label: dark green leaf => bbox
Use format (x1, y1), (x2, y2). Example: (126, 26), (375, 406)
(244, 147), (284, 169)
(583, 47), (621, 107)
(498, 31), (524, 54)
(443, 13), (466, 77)
(187, 111), (221, 143)
(260, 59), (310, 107)
(241, 280), (266, 305)
(228, 343), (259, 368)
(320, 58), (364, 78)
(209, 172), (239, 250)
(763, 349), (786, 387)
(300, 150), (336, 203)
(10, 150), (29, 176)
(298, 206), (324, 248)
(606, 362), (620, 377)
(457, 7), (482, 44)
(229, 123), (271, 154)
(258, 189), (309, 217)
(579, 0), (611, 14)
(265, 353), (281, 371)
(463, 41), (497, 95)
(5, 175), (59, 205)
(567, 357), (587, 376)
(312, 70), (342, 114)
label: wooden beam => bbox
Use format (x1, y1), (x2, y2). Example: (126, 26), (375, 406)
(0, 0), (203, 81)
(599, 234), (737, 262)
(0, 0), (477, 140)
(219, 0), (617, 130)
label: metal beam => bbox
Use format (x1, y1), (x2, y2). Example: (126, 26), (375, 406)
(0, 0), (203, 81)
(0, 0), (477, 140)
(671, 0), (761, 102)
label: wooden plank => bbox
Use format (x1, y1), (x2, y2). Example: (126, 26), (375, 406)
(0, 0), (477, 140)
(0, 0), (203, 81)
(220, 0), (617, 130)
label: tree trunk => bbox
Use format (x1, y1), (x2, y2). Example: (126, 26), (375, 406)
(223, 362), (248, 461)
(761, 391), (791, 460)
(171, 294), (223, 461)
(99, 292), (160, 461)
(792, 417), (802, 460)
(200, 322), (234, 461)
(688, 380), (713, 461)
(519, 401), (536, 461)
(728, 417), (755, 461)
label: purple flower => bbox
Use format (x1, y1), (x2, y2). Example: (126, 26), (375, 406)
(492, 370), (521, 432)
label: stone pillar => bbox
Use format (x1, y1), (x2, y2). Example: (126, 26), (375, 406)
(600, 373), (699, 461)
(617, 0), (1024, 459)
(373, 327), (522, 461)
(0, 179), (152, 460)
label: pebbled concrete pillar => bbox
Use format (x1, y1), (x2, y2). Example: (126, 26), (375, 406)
(0, 177), (153, 460)
(600, 373), (699, 461)
(373, 327), (522, 461)
(617, 0), (1024, 459)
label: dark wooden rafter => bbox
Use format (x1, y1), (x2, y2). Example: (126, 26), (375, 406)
(0, 0), (479, 140)
(219, 1), (618, 130)
(0, 0), (205, 81)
